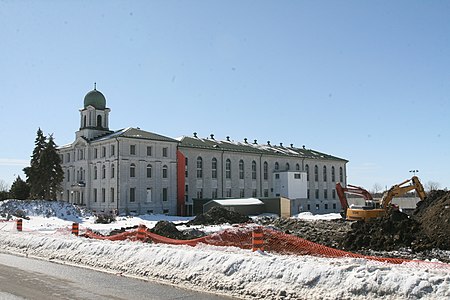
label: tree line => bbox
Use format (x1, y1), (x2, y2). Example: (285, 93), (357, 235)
(0, 128), (63, 201)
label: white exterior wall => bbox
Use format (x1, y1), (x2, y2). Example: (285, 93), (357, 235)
(273, 171), (307, 199)
(58, 136), (178, 215)
(180, 146), (347, 215)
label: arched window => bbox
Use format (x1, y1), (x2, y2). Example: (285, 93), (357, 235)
(339, 167), (343, 182)
(286, 163), (290, 171)
(162, 165), (168, 178)
(314, 165), (318, 182)
(94, 166), (97, 180)
(111, 164), (115, 178)
(102, 165), (106, 179)
(305, 164), (309, 181)
(211, 158), (217, 179)
(67, 169), (70, 182)
(239, 160), (244, 179)
(147, 164), (152, 178)
(263, 162), (268, 180)
(97, 115), (102, 127)
(296, 163), (300, 171)
(130, 163), (136, 178)
(252, 161), (257, 180)
(323, 166), (327, 181)
(196, 157), (203, 178)
(275, 162), (279, 171)
(331, 166), (335, 182)
(226, 159), (231, 179)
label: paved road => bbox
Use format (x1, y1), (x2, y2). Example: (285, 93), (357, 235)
(0, 253), (236, 300)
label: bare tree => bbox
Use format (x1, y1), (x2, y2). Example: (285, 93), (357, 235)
(425, 181), (440, 192)
(0, 179), (9, 192)
(371, 183), (382, 194)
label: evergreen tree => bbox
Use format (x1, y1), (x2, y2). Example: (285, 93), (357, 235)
(40, 134), (64, 200)
(24, 128), (46, 199)
(9, 176), (30, 200)
(24, 129), (64, 200)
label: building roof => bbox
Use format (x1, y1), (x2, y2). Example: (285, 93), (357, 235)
(177, 136), (347, 162)
(208, 198), (264, 206)
(91, 127), (178, 143)
(84, 88), (106, 110)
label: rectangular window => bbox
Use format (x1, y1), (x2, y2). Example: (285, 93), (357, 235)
(110, 145), (115, 156)
(163, 209), (169, 214)
(66, 153), (71, 163)
(252, 189), (257, 197)
(307, 204), (311, 210)
(315, 189), (319, 199)
(146, 188), (152, 203)
(264, 189), (269, 197)
(212, 189), (218, 199)
(102, 147), (106, 157)
(147, 146), (152, 156)
(162, 147), (168, 157)
(324, 189), (328, 199)
(102, 188), (106, 202)
(275, 174), (280, 179)
(332, 189), (336, 199)
(307, 189), (310, 199)
(240, 189), (245, 198)
(130, 166), (135, 178)
(111, 188), (115, 202)
(111, 165), (115, 178)
(130, 188), (135, 202)
(197, 188), (203, 199)
(163, 167), (168, 179)
(325, 203), (329, 210)
(93, 189), (97, 202)
(333, 203), (337, 210)
(94, 148), (98, 159)
(316, 204), (320, 210)
(130, 145), (136, 155)
(163, 188), (168, 201)
(226, 188), (232, 198)
(294, 173), (301, 179)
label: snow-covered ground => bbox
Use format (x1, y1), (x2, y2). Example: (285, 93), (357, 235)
(1, 200), (450, 300)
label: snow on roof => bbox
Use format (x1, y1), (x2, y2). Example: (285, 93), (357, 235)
(210, 198), (264, 206)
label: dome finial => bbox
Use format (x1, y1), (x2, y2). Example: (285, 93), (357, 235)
(94, 82), (97, 90)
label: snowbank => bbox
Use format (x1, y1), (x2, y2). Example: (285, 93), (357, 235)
(0, 230), (449, 300)
(291, 212), (342, 220)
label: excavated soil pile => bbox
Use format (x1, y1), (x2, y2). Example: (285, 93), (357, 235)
(339, 210), (433, 252)
(267, 218), (351, 249)
(340, 191), (450, 252)
(150, 221), (205, 240)
(188, 207), (251, 226)
(414, 190), (450, 249)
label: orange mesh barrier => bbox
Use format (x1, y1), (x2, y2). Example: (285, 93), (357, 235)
(80, 225), (450, 269)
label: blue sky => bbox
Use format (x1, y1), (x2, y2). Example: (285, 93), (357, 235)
(1, 1), (449, 191)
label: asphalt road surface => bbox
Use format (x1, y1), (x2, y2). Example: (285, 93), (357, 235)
(0, 253), (236, 300)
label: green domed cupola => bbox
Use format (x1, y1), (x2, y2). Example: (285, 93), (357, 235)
(84, 85), (106, 109)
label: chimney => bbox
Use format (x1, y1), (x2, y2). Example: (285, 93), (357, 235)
(210, 134), (215, 140)
(290, 143), (293, 148)
(226, 136), (230, 141)
(193, 132), (197, 138)
(244, 138), (248, 143)
(267, 141), (271, 146)
(280, 143), (283, 147)
(303, 145), (306, 149)
(254, 139), (257, 144)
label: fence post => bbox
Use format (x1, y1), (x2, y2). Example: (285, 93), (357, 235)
(136, 224), (147, 242)
(252, 227), (264, 252)
(72, 223), (79, 236)
(16, 219), (22, 232)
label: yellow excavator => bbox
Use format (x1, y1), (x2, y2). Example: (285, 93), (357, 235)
(341, 176), (426, 221)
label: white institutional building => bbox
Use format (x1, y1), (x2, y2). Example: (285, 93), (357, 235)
(58, 88), (348, 216)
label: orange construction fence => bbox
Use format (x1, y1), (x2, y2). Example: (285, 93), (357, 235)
(79, 225), (450, 269)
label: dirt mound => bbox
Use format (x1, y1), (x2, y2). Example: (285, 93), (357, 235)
(267, 218), (351, 249)
(340, 210), (433, 252)
(150, 221), (205, 240)
(188, 207), (251, 226)
(414, 190), (450, 249)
